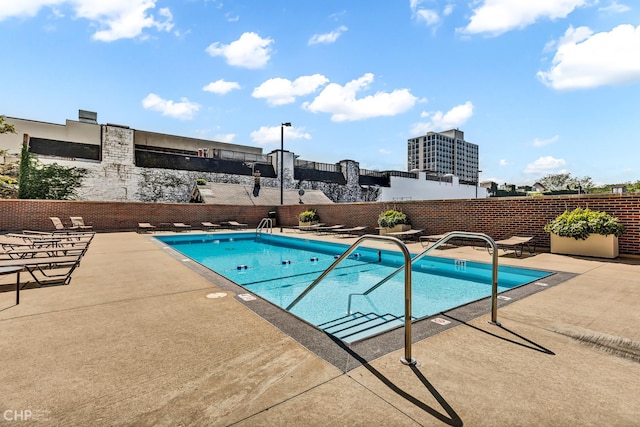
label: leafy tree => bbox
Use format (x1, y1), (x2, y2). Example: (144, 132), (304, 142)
(0, 116), (19, 197)
(0, 116), (16, 134)
(590, 180), (640, 194)
(538, 173), (594, 192)
(18, 143), (87, 200)
(0, 161), (18, 198)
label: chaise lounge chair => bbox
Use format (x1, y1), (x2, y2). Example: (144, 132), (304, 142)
(2, 232), (94, 250)
(1, 242), (90, 260)
(315, 224), (346, 234)
(201, 222), (221, 231)
(385, 229), (425, 242)
(172, 222), (192, 232)
(0, 252), (84, 287)
(137, 223), (156, 233)
(419, 233), (466, 248)
(225, 220), (248, 229)
(50, 216), (76, 231)
(487, 236), (535, 257)
(69, 216), (93, 230)
(333, 226), (368, 237)
(294, 223), (326, 232)
(0, 232), (93, 289)
(419, 234), (447, 247)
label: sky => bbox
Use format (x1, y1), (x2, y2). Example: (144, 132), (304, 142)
(1, 0), (639, 186)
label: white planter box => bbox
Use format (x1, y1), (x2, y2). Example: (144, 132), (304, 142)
(298, 221), (318, 227)
(550, 233), (619, 259)
(379, 224), (411, 235)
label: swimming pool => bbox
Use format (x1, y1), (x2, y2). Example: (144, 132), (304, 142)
(157, 233), (552, 342)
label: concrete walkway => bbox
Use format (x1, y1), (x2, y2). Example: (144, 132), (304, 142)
(1, 231), (638, 426)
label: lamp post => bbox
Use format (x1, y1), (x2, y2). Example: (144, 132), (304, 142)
(280, 122), (291, 231)
(475, 169), (482, 198)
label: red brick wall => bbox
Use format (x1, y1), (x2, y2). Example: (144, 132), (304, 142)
(0, 200), (274, 234)
(1, 194), (639, 255)
(279, 194), (640, 256)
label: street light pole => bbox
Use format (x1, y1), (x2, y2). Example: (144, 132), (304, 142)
(280, 122), (291, 231)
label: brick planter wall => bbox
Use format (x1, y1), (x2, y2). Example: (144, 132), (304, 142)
(1, 193), (638, 256)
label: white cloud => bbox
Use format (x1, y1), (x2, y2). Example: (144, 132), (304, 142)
(225, 12), (239, 22)
(410, 0), (440, 26)
(205, 32), (273, 69)
(141, 93), (199, 120)
(443, 4), (455, 16)
(415, 9), (439, 25)
(523, 156), (567, 174)
(499, 159), (508, 166)
(410, 101), (474, 135)
(252, 74), (329, 106)
(538, 24), (640, 89)
(532, 135), (559, 147)
(212, 133), (236, 143)
(308, 25), (348, 45)
(460, 0), (588, 36)
(599, 1), (631, 13)
(202, 79), (241, 95)
(0, 0), (176, 41)
(250, 125), (312, 146)
(0, 1), (65, 21)
(302, 73), (417, 122)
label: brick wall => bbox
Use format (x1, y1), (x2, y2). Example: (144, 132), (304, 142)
(277, 193), (640, 256)
(1, 193), (638, 255)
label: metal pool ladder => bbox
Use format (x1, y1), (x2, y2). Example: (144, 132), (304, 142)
(256, 217), (273, 235)
(287, 234), (416, 365)
(347, 231), (500, 324)
(286, 231), (499, 366)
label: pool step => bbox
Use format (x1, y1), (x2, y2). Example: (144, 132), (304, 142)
(319, 312), (405, 343)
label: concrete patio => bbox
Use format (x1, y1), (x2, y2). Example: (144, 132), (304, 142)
(1, 230), (638, 426)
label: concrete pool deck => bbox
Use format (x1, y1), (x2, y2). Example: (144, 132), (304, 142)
(1, 230), (639, 426)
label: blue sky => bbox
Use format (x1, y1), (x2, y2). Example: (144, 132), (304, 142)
(1, 1), (639, 186)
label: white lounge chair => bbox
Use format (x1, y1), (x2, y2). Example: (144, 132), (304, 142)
(201, 222), (221, 231)
(137, 223), (156, 233)
(386, 229), (424, 242)
(225, 221), (248, 229)
(487, 236), (535, 257)
(69, 217), (93, 230)
(333, 226), (368, 237)
(172, 223), (192, 232)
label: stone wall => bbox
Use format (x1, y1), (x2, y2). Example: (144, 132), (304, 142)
(29, 123), (479, 204)
(35, 125), (354, 203)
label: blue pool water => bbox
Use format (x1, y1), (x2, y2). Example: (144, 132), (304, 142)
(157, 233), (551, 342)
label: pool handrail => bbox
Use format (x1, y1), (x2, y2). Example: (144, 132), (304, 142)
(348, 231), (500, 325)
(256, 217), (273, 234)
(286, 234), (416, 366)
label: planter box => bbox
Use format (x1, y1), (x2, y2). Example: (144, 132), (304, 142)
(299, 221), (318, 227)
(550, 233), (619, 259)
(379, 224), (411, 235)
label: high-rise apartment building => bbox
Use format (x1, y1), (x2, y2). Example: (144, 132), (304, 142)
(407, 129), (479, 182)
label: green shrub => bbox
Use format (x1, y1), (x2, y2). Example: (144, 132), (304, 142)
(298, 209), (319, 223)
(377, 209), (409, 228)
(544, 207), (625, 240)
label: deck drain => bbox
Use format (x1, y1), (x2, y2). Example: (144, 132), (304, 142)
(206, 292), (227, 299)
(237, 293), (257, 301)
